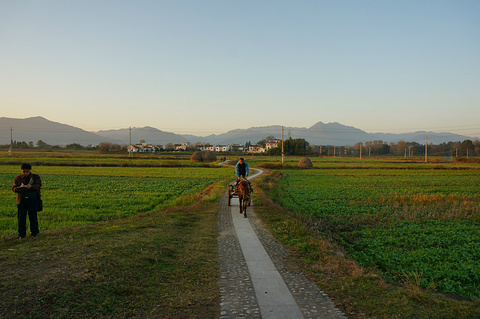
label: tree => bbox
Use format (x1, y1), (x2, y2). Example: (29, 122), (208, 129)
(378, 144), (390, 155)
(98, 142), (113, 152)
(393, 141), (404, 156)
(98, 142), (124, 152)
(460, 140), (474, 156)
(473, 140), (480, 156)
(36, 140), (51, 148)
(65, 143), (84, 150)
(354, 142), (363, 156)
(268, 137), (313, 156)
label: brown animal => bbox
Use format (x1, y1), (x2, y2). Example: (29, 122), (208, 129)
(236, 178), (250, 218)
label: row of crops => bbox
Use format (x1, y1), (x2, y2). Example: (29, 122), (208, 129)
(0, 165), (232, 236)
(264, 161), (480, 299)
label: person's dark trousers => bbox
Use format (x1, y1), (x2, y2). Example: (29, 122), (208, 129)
(17, 197), (39, 237)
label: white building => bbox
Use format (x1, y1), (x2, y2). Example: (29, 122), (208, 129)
(215, 145), (230, 152)
(265, 139), (281, 151)
(248, 145), (266, 153)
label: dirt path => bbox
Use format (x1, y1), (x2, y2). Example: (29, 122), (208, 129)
(217, 166), (346, 318)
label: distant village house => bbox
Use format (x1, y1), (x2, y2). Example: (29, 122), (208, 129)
(128, 142), (159, 152)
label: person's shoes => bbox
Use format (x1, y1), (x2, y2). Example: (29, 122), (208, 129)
(32, 234), (38, 238)
(18, 236), (25, 240)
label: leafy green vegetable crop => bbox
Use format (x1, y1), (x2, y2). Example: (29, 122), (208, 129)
(265, 164), (480, 299)
(0, 165), (232, 236)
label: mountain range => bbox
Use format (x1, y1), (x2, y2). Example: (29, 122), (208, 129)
(1, 116), (478, 147)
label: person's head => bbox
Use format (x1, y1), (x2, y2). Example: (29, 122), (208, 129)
(239, 158), (244, 164)
(21, 163), (32, 176)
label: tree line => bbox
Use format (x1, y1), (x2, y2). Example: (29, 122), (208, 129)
(0, 140), (98, 150)
(2, 138), (480, 157)
(264, 138), (480, 157)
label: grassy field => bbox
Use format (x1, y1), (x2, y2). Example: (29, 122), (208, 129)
(0, 150), (228, 167)
(252, 156), (480, 317)
(0, 164), (232, 236)
(0, 187), (224, 318)
(0, 153), (230, 318)
(2, 152), (480, 318)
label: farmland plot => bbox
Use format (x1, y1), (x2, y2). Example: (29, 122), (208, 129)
(0, 165), (232, 236)
(267, 166), (480, 299)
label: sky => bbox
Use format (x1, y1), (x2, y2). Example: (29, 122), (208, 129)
(1, 1), (479, 137)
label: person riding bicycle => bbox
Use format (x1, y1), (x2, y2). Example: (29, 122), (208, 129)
(235, 158), (253, 192)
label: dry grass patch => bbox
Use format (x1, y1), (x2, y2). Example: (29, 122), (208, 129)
(0, 187), (224, 318)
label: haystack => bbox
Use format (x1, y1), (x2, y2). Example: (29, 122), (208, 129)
(203, 150), (217, 162)
(298, 157), (313, 168)
(190, 151), (203, 162)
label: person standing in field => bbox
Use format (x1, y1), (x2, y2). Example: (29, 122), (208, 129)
(12, 163), (42, 239)
(235, 158), (253, 192)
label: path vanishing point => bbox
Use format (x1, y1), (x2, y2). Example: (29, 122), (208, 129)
(218, 167), (347, 319)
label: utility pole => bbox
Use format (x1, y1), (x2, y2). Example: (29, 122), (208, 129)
(9, 127), (13, 156)
(334, 145), (336, 157)
(425, 136), (428, 163)
(281, 126), (284, 164)
(359, 144), (362, 159)
(129, 127), (133, 158)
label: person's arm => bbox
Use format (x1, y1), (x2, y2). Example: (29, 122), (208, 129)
(12, 176), (20, 193)
(246, 163), (249, 177)
(30, 174), (41, 192)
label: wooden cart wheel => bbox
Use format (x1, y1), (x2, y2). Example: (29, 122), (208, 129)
(228, 185), (233, 206)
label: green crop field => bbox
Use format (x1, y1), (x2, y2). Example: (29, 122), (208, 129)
(0, 165), (232, 236)
(0, 151), (222, 167)
(263, 158), (480, 299)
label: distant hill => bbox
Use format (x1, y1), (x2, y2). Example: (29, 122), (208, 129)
(96, 126), (185, 145)
(183, 122), (477, 146)
(190, 123), (372, 145)
(0, 116), (112, 146)
(1, 117), (478, 146)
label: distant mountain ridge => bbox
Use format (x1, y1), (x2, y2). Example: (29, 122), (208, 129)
(1, 116), (478, 146)
(0, 116), (113, 146)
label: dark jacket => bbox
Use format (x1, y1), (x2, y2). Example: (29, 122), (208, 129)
(235, 161), (249, 178)
(13, 173), (42, 205)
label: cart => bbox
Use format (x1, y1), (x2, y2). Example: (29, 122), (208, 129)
(227, 183), (236, 206)
(228, 183), (251, 207)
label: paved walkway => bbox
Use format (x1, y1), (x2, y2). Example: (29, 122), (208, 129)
(218, 169), (347, 319)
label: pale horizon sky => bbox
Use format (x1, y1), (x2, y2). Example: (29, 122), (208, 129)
(1, 1), (479, 137)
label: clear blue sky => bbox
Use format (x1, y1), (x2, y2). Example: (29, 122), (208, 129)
(1, 1), (479, 137)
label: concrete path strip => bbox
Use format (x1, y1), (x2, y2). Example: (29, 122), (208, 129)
(232, 201), (304, 318)
(218, 165), (346, 318)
